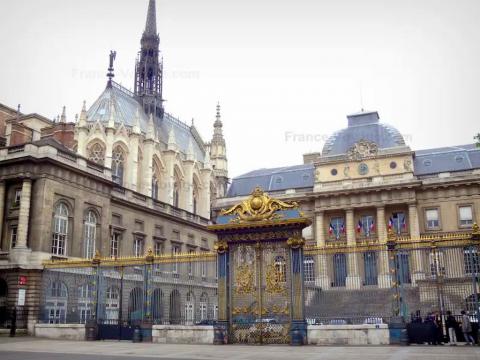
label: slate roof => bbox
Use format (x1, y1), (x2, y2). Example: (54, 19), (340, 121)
(322, 111), (406, 156)
(413, 144), (480, 176)
(226, 164), (314, 197)
(86, 81), (205, 162)
(227, 144), (480, 197)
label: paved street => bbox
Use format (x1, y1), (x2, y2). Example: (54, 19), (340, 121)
(0, 337), (479, 360)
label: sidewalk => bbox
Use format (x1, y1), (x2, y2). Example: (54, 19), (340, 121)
(0, 337), (479, 360)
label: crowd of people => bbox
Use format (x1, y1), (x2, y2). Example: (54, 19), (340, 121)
(409, 310), (477, 345)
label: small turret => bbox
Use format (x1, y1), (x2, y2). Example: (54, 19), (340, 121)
(209, 102), (228, 198)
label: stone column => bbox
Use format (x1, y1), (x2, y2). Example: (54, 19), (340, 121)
(129, 135), (139, 192)
(409, 203), (425, 285)
(200, 168), (212, 219)
(105, 129), (114, 170)
(142, 139), (154, 197)
(161, 152), (175, 205)
(314, 212), (330, 289)
(10, 179), (33, 265)
(183, 161), (194, 213)
(16, 179), (32, 249)
(376, 206), (391, 288)
(346, 209), (361, 289)
(0, 181), (4, 248)
(315, 211), (325, 247)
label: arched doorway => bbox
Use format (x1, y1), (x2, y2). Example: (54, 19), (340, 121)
(128, 287), (143, 324)
(152, 288), (163, 324)
(169, 290), (181, 324)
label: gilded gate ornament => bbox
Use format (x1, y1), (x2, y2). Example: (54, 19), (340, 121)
(234, 264), (254, 295)
(221, 187), (298, 222)
(287, 237), (305, 249)
(265, 263), (287, 295)
(214, 240), (228, 253)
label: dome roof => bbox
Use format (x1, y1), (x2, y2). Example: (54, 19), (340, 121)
(322, 111), (406, 157)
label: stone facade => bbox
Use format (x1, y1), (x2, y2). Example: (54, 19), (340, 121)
(217, 110), (480, 297)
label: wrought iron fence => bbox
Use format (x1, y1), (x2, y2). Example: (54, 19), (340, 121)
(38, 230), (480, 338)
(303, 232), (480, 330)
(39, 252), (218, 327)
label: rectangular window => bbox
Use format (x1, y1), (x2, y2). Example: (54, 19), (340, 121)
(154, 241), (164, 256)
(303, 256), (315, 282)
(155, 225), (164, 237)
(134, 220), (144, 232)
(464, 247), (480, 275)
(172, 230), (180, 241)
(133, 236), (144, 257)
(201, 252), (207, 278)
(392, 212), (406, 235)
(112, 214), (122, 226)
(361, 215), (375, 237)
(172, 245), (180, 274)
(330, 217), (345, 240)
(459, 206), (473, 227)
(429, 251), (446, 277)
(188, 234), (195, 245)
(110, 232), (120, 258)
(10, 226), (18, 248)
(332, 253), (347, 287)
(201, 238), (208, 250)
(188, 249), (195, 276)
(425, 209), (440, 229)
(14, 189), (21, 206)
(363, 251), (378, 285)
(396, 252), (411, 284)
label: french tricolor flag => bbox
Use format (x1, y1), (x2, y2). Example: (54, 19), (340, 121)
(356, 220), (363, 233)
(370, 220), (375, 232)
(402, 216), (407, 229)
(328, 222), (335, 235)
(388, 217), (393, 230)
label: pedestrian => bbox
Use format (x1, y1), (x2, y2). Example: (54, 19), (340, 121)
(445, 311), (458, 346)
(461, 310), (475, 345)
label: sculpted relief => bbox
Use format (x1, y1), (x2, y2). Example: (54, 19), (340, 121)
(346, 139), (378, 161)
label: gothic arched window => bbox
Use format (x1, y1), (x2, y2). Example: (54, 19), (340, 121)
(84, 210), (97, 259)
(112, 146), (125, 186)
(88, 143), (105, 165)
(52, 203), (69, 256)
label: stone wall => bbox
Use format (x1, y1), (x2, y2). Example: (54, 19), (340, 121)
(152, 325), (214, 344)
(34, 323), (86, 340)
(307, 324), (390, 345)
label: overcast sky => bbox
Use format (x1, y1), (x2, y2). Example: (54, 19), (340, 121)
(1, 0), (479, 178)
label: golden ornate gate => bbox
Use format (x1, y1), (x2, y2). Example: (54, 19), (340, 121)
(209, 187), (311, 345)
(230, 242), (291, 344)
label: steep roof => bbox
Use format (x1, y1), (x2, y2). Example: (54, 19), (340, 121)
(86, 81), (205, 162)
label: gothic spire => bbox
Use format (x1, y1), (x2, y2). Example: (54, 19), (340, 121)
(144, 0), (157, 36)
(135, 0), (163, 118)
(213, 102), (224, 144)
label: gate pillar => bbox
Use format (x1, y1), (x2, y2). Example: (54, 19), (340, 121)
(209, 187), (311, 345)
